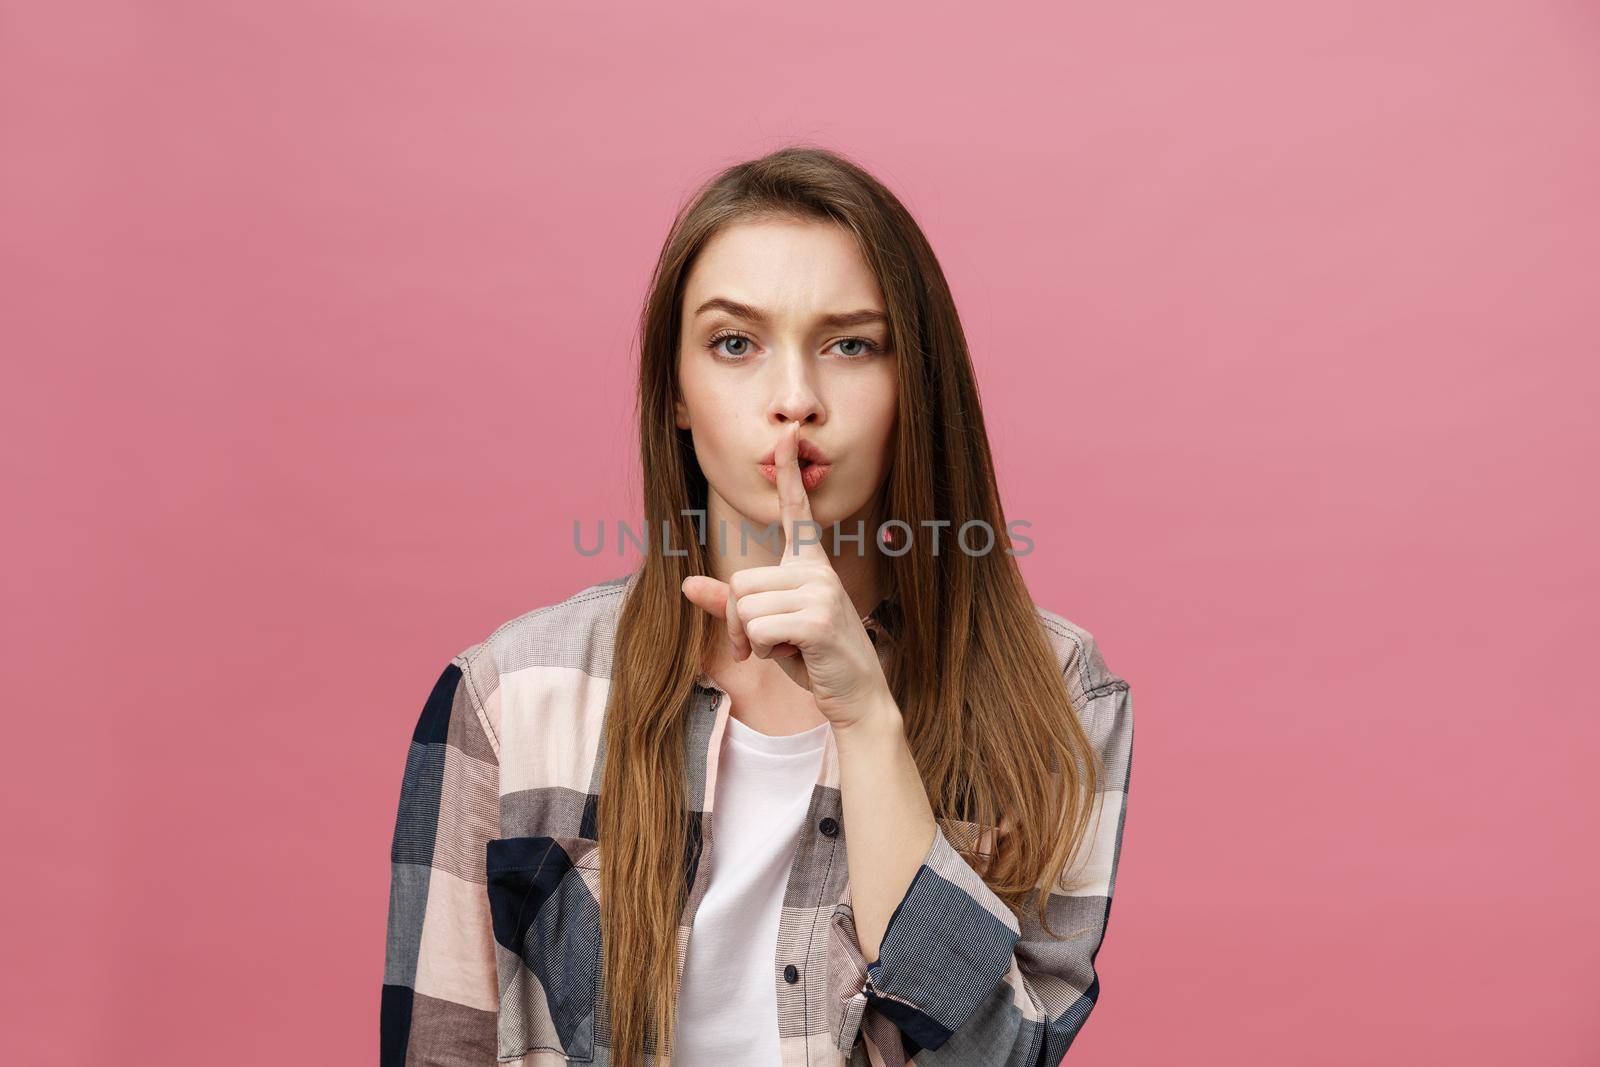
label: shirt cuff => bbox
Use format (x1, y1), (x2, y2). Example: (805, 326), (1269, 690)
(860, 823), (1021, 1051)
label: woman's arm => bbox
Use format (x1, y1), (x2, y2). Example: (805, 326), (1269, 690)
(834, 654), (1135, 1063)
(832, 698), (937, 967)
(381, 653), (503, 1065)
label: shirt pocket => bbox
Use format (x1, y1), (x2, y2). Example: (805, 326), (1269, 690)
(486, 835), (603, 1063)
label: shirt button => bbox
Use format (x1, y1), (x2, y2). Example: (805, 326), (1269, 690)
(783, 964), (799, 983)
(818, 816), (839, 837)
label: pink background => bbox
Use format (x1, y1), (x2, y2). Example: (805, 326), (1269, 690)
(3, 1), (1595, 1063)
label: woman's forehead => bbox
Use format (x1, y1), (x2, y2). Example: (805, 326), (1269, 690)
(684, 220), (880, 312)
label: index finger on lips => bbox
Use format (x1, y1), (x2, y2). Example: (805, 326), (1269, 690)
(776, 422), (825, 565)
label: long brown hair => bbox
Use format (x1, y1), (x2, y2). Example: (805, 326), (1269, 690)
(598, 144), (1103, 1065)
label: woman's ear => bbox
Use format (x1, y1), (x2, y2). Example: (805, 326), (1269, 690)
(674, 398), (690, 430)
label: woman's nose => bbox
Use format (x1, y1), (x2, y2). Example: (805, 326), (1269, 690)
(767, 348), (823, 424)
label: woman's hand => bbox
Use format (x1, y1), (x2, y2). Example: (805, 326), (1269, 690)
(680, 421), (891, 730)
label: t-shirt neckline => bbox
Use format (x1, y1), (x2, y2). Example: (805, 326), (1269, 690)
(724, 713), (831, 756)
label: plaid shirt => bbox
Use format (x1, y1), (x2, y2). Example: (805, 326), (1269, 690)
(382, 570), (1134, 1066)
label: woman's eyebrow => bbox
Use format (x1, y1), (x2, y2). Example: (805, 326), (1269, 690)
(692, 296), (887, 329)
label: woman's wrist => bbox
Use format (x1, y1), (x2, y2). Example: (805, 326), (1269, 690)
(830, 689), (904, 751)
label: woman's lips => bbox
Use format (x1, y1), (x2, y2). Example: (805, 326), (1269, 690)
(759, 460), (832, 491)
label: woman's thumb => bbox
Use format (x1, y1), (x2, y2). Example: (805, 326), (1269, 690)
(680, 575), (729, 618)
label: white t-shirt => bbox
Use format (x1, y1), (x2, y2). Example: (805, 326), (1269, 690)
(673, 712), (832, 1065)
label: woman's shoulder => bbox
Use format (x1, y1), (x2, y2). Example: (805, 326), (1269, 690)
(452, 570), (637, 692)
(1030, 601), (1130, 705)
(1032, 602), (1133, 773)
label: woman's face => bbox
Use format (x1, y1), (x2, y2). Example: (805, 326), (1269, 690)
(675, 217), (898, 555)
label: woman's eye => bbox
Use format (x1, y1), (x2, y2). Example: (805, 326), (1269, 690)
(703, 332), (884, 362)
(705, 331), (753, 360)
(832, 337), (882, 359)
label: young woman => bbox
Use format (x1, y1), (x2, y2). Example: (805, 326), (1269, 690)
(382, 146), (1135, 1067)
